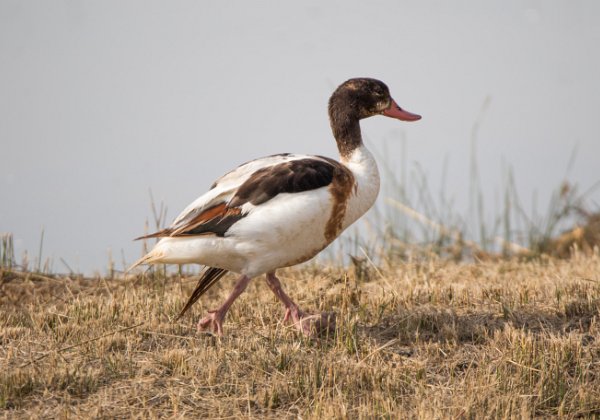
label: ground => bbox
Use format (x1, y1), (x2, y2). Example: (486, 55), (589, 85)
(1, 254), (599, 418)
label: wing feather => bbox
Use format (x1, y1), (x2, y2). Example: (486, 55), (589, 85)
(136, 154), (343, 239)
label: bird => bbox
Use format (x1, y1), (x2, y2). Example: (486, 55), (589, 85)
(130, 78), (421, 336)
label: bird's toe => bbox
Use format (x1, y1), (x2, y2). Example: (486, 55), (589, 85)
(197, 310), (225, 336)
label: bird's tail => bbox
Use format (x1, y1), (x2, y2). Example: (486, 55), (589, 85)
(126, 248), (166, 273)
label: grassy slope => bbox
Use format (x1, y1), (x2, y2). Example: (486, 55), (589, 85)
(1, 254), (599, 419)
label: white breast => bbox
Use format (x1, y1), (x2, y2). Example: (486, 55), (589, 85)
(341, 145), (381, 230)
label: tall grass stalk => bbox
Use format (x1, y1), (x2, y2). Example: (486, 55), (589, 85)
(36, 228), (44, 273)
(1, 233), (15, 269)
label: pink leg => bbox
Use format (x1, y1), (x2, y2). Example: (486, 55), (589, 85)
(197, 274), (251, 335)
(265, 272), (336, 336)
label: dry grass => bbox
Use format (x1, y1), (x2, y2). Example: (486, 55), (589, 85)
(1, 253), (600, 419)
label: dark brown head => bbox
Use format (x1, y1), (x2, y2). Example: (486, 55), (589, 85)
(328, 78), (421, 157)
(329, 78), (421, 123)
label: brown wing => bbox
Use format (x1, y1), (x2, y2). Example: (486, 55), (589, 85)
(135, 202), (244, 239)
(135, 157), (340, 240)
(228, 157), (336, 206)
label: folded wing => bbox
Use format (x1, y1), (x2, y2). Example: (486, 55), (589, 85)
(136, 155), (339, 240)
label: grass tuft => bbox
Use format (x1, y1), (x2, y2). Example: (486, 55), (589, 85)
(1, 256), (599, 417)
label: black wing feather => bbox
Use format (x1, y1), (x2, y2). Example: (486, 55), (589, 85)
(229, 158), (335, 207)
(177, 267), (229, 319)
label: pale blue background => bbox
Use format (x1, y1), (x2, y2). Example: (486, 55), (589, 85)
(1, 1), (599, 273)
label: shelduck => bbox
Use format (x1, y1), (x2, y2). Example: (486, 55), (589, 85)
(131, 78), (421, 336)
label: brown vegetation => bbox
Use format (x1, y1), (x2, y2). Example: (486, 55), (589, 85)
(536, 212), (600, 259)
(1, 252), (599, 418)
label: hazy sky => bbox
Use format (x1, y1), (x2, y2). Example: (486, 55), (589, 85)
(1, 1), (599, 274)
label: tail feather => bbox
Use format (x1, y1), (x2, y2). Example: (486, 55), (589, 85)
(177, 267), (229, 320)
(126, 248), (166, 273)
